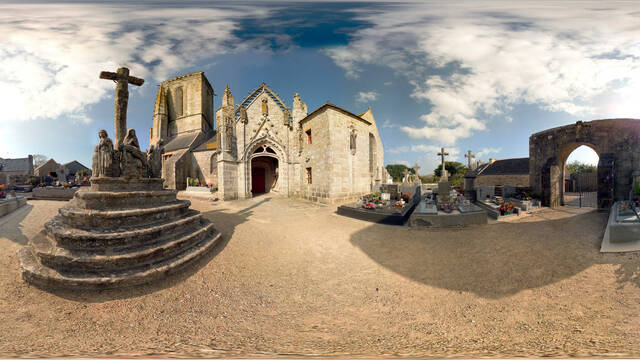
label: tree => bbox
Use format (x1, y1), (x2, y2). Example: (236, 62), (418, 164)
(566, 161), (596, 174)
(433, 161), (466, 178)
(32, 154), (48, 167)
(385, 164), (415, 183)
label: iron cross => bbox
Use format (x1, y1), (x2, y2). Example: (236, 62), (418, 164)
(438, 147), (449, 180)
(465, 150), (475, 168)
(100, 67), (144, 148)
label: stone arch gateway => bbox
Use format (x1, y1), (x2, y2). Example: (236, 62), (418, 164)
(529, 118), (640, 209)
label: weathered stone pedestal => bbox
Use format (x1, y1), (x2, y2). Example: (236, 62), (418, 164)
(18, 177), (221, 290)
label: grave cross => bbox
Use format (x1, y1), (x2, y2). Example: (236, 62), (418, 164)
(412, 163), (420, 176)
(465, 150), (475, 169)
(438, 147), (449, 181)
(99, 67), (144, 148)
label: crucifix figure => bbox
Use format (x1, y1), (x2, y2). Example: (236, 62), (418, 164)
(438, 147), (449, 181)
(465, 150), (475, 169)
(100, 67), (144, 148)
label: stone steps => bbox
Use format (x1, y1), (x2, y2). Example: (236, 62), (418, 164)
(34, 219), (215, 273)
(18, 224), (222, 290)
(58, 200), (191, 231)
(71, 190), (178, 210)
(44, 211), (203, 251)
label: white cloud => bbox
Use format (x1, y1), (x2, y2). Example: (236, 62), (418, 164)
(0, 4), (267, 123)
(325, 2), (640, 144)
(386, 146), (409, 154)
(475, 147), (502, 160)
(355, 90), (379, 104)
(382, 119), (396, 128)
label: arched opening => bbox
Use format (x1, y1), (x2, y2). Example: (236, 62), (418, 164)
(562, 144), (599, 208)
(251, 156), (279, 195)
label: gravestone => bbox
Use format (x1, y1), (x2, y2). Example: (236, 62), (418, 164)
(438, 181), (451, 197)
(503, 185), (516, 199)
(381, 183), (399, 200)
(477, 185), (495, 202)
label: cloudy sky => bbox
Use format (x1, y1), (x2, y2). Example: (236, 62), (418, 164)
(1, 1), (638, 174)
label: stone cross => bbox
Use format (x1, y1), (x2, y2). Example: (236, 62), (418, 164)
(465, 150), (475, 169)
(100, 67), (144, 148)
(412, 163), (420, 176)
(438, 147), (449, 181)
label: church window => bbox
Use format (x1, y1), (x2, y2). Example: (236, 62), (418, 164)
(266, 147), (275, 154)
(306, 129), (312, 144)
(175, 87), (183, 117)
(306, 167), (312, 184)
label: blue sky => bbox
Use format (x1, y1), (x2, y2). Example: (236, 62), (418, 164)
(1, 1), (638, 173)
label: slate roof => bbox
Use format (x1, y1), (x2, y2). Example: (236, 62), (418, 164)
(163, 132), (202, 152)
(477, 158), (529, 176)
(0, 157), (31, 172)
(193, 137), (217, 152)
(63, 160), (89, 174)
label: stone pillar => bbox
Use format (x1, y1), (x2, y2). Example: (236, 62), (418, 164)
(464, 169), (477, 202)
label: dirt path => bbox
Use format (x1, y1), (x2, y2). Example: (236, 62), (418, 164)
(0, 196), (638, 358)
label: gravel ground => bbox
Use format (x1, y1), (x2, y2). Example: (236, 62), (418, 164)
(0, 196), (638, 358)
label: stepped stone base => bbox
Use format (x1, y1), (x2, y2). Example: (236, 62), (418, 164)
(18, 176), (221, 290)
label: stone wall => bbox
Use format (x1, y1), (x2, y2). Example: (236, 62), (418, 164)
(299, 110), (331, 202)
(476, 174), (530, 187)
(191, 150), (217, 187)
(530, 119), (640, 208)
(162, 149), (190, 190)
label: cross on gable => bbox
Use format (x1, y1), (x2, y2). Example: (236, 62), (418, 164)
(100, 67), (144, 148)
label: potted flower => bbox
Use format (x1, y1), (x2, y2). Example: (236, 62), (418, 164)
(499, 201), (516, 215)
(364, 202), (377, 210)
(0, 184), (5, 199)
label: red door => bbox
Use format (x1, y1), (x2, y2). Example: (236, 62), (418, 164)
(252, 167), (265, 193)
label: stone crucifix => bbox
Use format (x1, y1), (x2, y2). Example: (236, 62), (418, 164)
(438, 147), (449, 181)
(100, 67), (144, 148)
(465, 150), (475, 169)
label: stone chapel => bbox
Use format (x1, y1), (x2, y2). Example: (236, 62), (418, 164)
(149, 72), (385, 203)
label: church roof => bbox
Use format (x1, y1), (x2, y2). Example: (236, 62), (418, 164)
(193, 137), (217, 152)
(0, 157), (31, 172)
(476, 158), (529, 176)
(301, 102), (372, 126)
(163, 132), (202, 152)
(235, 82), (291, 121)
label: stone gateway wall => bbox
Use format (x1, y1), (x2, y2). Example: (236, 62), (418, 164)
(476, 174), (530, 187)
(529, 118), (640, 208)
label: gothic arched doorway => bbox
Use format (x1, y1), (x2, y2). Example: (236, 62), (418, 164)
(250, 145), (279, 195)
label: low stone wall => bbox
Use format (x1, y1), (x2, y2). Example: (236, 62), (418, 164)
(0, 196), (27, 218)
(32, 187), (79, 200)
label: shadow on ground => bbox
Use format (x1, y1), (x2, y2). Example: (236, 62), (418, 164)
(350, 208), (640, 298)
(0, 203), (33, 245)
(42, 198), (271, 302)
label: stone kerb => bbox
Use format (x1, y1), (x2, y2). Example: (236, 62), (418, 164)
(32, 187), (79, 201)
(0, 195), (27, 218)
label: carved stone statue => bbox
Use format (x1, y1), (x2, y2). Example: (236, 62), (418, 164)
(349, 128), (357, 155)
(120, 129), (147, 178)
(261, 97), (268, 117)
(147, 140), (163, 178)
(239, 106), (248, 124)
(92, 129), (114, 178)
